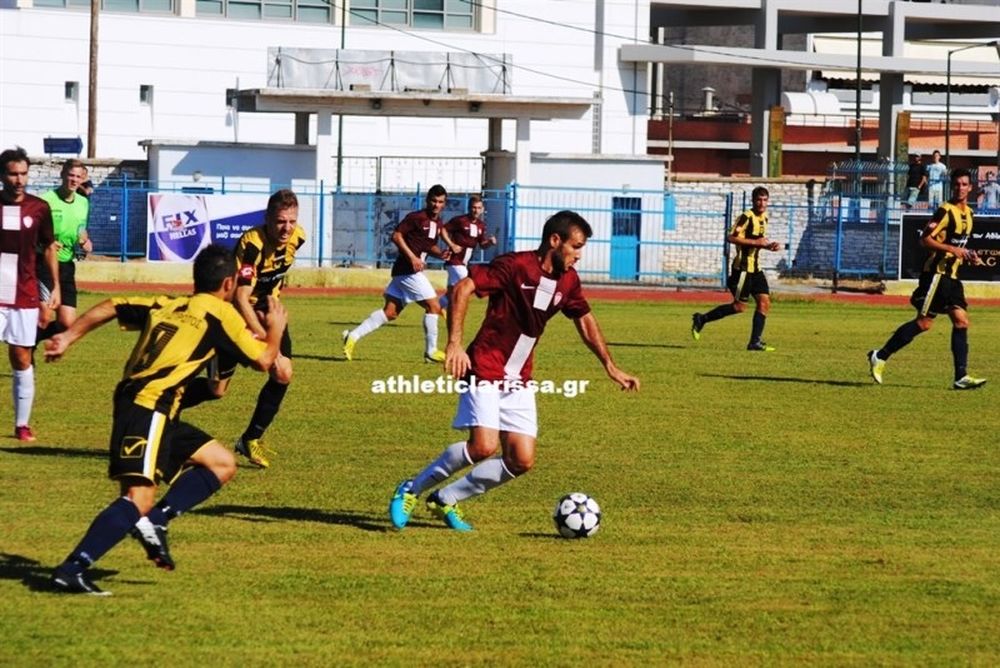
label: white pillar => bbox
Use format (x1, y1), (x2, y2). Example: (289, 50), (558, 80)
(315, 110), (334, 186)
(515, 117), (531, 185)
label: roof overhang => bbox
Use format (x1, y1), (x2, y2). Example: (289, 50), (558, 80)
(233, 88), (592, 120)
(620, 43), (1000, 80)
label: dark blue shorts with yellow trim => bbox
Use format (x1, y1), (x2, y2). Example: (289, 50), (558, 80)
(727, 269), (769, 303)
(108, 398), (213, 485)
(910, 272), (966, 316)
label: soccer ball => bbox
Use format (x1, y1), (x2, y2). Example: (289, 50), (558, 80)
(553, 492), (601, 539)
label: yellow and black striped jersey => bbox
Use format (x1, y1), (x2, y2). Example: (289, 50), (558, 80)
(113, 293), (267, 418)
(235, 224), (306, 305)
(729, 208), (768, 273)
(922, 202), (973, 278)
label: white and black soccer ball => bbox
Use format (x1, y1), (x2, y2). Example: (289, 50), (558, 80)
(553, 492), (601, 539)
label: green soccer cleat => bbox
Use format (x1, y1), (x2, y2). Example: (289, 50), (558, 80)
(691, 313), (705, 341)
(426, 491), (473, 532)
(342, 330), (357, 361)
(746, 340), (775, 352)
(953, 375), (986, 391)
(235, 436), (274, 468)
(388, 479), (417, 530)
(424, 349), (446, 363)
(867, 349), (885, 385)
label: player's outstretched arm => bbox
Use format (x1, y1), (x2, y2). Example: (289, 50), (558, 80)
(573, 312), (640, 392)
(44, 299), (118, 362)
(392, 230), (425, 272)
(445, 277), (475, 378)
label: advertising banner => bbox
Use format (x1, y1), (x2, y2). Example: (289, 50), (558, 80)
(899, 213), (1000, 281)
(147, 193), (267, 261)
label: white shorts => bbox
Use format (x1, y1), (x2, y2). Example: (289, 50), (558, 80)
(385, 272), (437, 305)
(452, 384), (538, 438)
(445, 264), (469, 287)
(0, 307), (39, 347)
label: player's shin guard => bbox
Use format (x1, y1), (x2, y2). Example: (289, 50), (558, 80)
(351, 309), (389, 341)
(436, 457), (516, 505)
(145, 467), (223, 527)
(423, 313), (440, 354)
(411, 441), (473, 496)
(60, 496), (141, 574)
(703, 303), (738, 323)
(881, 320), (924, 359)
(243, 378), (289, 441)
(13, 367), (34, 427)
(750, 311), (767, 342)
(951, 327), (969, 382)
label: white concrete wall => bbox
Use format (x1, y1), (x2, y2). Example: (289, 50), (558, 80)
(1, 1), (650, 163)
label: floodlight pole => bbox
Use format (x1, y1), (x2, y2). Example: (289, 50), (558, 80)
(854, 0), (862, 164)
(87, 0), (99, 158)
(336, 0), (347, 190)
(946, 40), (1000, 170)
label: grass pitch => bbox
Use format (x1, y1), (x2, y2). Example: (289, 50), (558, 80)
(2, 292), (1000, 665)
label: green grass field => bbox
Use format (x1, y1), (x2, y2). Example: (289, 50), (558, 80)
(2, 292), (1000, 665)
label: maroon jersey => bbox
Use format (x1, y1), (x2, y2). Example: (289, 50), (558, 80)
(391, 209), (442, 277)
(0, 194), (54, 308)
(466, 251), (590, 382)
(444, 214), (488, 267)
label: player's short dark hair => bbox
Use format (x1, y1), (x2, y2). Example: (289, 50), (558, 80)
(193, 244), (234, 293)
(0, 147), (30, 174)
(751, 186), (769, 200)
(951, 168), (972, 185)
(540, 210), (593, 245)
(60, 159), (86, 176)
(468, 194), (483, 207)
(427, 184), (448, 201)
(266, 189), (298, 219)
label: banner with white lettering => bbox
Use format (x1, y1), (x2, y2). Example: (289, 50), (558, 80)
(147, 193), (267, 262)
(899, 213), (1000, 281)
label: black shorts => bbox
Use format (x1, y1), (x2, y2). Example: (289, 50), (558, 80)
(212, 325), (291, 380)
(108, 397), (213, 485)
(910, 272), (967, 317)
(727, 269), (769, 303)
(37, 261), (78, 308)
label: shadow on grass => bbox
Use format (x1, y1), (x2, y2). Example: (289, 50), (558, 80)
(517, 532), (564, 541)
(0, 552), (120, 593)
(0, 445), (105, 459)
(295, 353), (342, 363)
(193, 503), (443, 533)
(701, 373), (871, 388)
(609, 342), (685, 349)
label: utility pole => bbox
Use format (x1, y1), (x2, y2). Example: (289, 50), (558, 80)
(87, 0), (99, 158)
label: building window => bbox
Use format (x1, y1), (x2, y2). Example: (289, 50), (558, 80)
(140, 84), (154, 105)
(352, 0), (475, 30)
(65, 81), (79, 102)
(33, 0), (172, 10)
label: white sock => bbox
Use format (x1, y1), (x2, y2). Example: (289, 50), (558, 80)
(437, 457), (516, 505)
(350, 309), (388, 341)
(13, 367), (34, 427)
(438, 294), (449, 311)
(411, 441), (471, 496)
(423, 313), (439, 354)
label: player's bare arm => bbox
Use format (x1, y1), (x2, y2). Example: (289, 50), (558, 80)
(921, 222), (979, 263)
(445, 277), (475, 378)
(233, 284), (268, 339)
(43, 240), (62, 311)
(44, 299), (118, 361)
(249, 296), (287, 372)
(392, 229), (425, 272)
(439, 226), (462, 255)
(573, 312), (640, 392)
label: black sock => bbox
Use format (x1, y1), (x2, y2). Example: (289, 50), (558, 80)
(36, 321), (66, 343)
(703, 303), (738, 324)
(881, 320), (924, 359)
(147, 467), (222, 527)
(179, 377), (222, 410)
(59, 497), (141, 574)
(242, 379), (289, 441)
(750, 311), (766, 342)
(951, 327), (969, 381)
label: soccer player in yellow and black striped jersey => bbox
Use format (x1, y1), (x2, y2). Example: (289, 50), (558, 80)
(47, 245), (287, 595)
(691, 186), (781, 351)
(181, 189), (305, 469)
(867, 168), (985, 390)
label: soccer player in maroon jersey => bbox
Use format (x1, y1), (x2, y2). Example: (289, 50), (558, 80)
(0, 147), (61, 441)
(388, 210), (639, 531)
(342, 184), (452, 362)
(438, 195), (495, 313)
